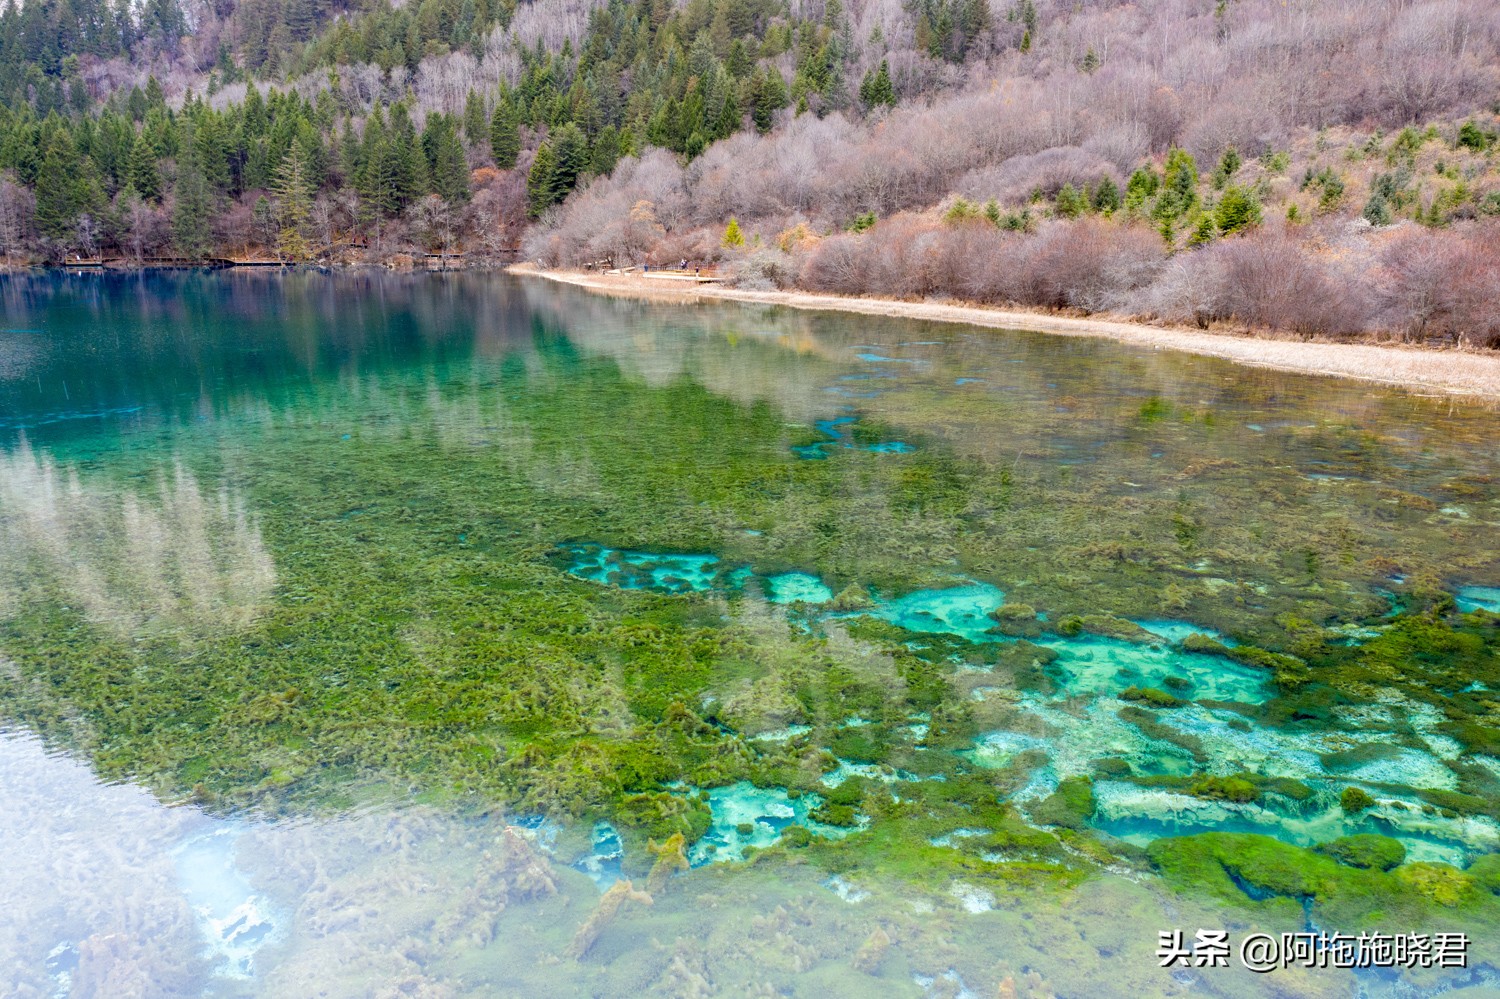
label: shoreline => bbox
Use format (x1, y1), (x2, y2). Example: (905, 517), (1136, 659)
(509, 265), (1500, 402)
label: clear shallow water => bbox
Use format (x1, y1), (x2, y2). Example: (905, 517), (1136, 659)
(2, 271), (1500, 996)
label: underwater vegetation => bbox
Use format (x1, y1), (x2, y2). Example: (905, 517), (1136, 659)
(3, 271), (1500, 994)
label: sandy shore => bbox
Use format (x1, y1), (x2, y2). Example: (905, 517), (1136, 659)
(510, 265), (1500, 401)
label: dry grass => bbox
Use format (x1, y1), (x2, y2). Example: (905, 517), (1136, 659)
(511, 265), (1500, 402)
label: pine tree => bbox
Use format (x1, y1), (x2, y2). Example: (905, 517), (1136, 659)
(590, 125), (621, 176)
(1153, 148), (1199, 222)
(172, 141), (215, 259)
(388, 103), (427, 211)
(527, 142), (556, 217)
(1054, 183), (1085, 219)
(273, 144), (314, 259)
(463, 89), (488, 148)
(859, 60), (895, 108)
(424, 114), (470, 203)
(1362, 191), (1392, 226)
(722, 216), (745, 247)
(750, 69), (788, 134)
(1187, 212), (1217, 246)
(127, 132), (161, 202)
(1092, 176), (1120, 214)
(1214, 184), (1261, 235)
(550, 123), (588, 201)
(1215, 146), (1241, 188)
(34, 133), (78, 240)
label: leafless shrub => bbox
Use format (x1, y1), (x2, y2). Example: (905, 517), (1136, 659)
(957, 147), (1123, 203)
(1204, 228), (1372, 337)
(1378, 223), (1500, 346)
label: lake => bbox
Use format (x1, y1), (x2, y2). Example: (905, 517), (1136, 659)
(2, 269), (1499, 997)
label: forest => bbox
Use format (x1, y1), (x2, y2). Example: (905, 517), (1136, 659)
(0, 0), (1498, 343)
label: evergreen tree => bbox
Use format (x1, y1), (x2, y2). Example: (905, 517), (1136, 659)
(127, 132), (161, 202)
(1125, 165), (1158, 211)
(1213, 146), (1241, 189)
(388, 103), (427, 210)
(858, 60), (896, 108)
(172, 140), (215, 259)
(722, 216), (744, 247)
(273, 144), (314, 259)
(750, 69), (788, 134)
(424, 113), (470, 203)
(1187, 212), (1217, 246)
(1054, 183), (1085, 219)
(550, 123), (589, 200)
(1363, 191), (1393, 226)
(1153, 148), (1199, 221)
(463, 89), (488, 147)
(1092, 176), (1120, 214)
(34, 132), (78, 240)
(590, 125), (621, 176)
(1214, 184), (1261, 235)
(527, 141), (556, 217)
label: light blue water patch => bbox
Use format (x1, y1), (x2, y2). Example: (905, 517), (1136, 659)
(764, 572), (834, 604)
(954, 377), (986, 385)
(686, 782), (856, 865)
(792, 413), (916, 459)
(856, 353), (921, 363)
(1457, 585), (1500, 613)
(572, 822), (623, 891)
(1040, 634), (1269, 702)
(848, 583), (1006, 643)
(1131, 619), (1229, 644)
(818, 416), (858, 435)
(558, 543), (745, 594)
(174, 828), (276, 978)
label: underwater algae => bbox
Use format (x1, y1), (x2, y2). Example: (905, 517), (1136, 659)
(2, 271), (1500, 995)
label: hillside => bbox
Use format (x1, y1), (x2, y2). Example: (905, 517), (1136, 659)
(0, 0), (1498, 344)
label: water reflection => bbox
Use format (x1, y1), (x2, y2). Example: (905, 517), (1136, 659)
(0, 441), (274, 636)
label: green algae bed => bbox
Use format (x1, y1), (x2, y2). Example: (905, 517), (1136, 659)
(3, 270), (1500, 997)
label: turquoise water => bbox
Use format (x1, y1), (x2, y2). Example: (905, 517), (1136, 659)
(1459, 585), (1500, 613)
(3, 270), (1500, 996)
(853, 583), (1007, 643)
